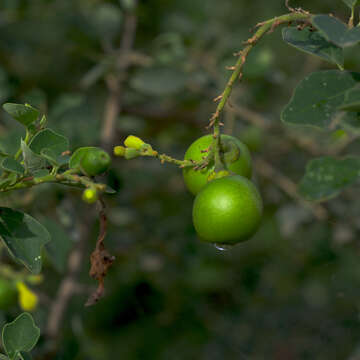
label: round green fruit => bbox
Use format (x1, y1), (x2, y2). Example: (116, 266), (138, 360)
(0, 278), (17, 309)
(183, 134), (252, 195)
(80, 148), (111, 176)
(192, 175), (263, 245)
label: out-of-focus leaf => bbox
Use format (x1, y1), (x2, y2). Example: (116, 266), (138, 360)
(312, 15), (360, 47)
(0, 208), (50, 274)
(91, 4), (122, 40)
(43, 218), (73, 273)
(2, 104), (39, 128)
(130, 67), (187, 96)
(342, 0), (359, 9)
(282, 70), (360, 128)
(299, 156), (360, 201)
(2, 313), (40, 360)
(337, 87), (360, 111)
(282, 27), (343, 67)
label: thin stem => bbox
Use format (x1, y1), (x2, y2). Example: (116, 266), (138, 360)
(210, 11), (311, 155)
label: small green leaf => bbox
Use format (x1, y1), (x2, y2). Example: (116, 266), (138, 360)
(2, 104), (39, 128)
(69, 147), (98, 169)
(312, 15), (360, 47)
(1, 158), (24, 175)
(299, 156), (360, 201)
(282, 27), (343, 67)
(342, 0), (359, 9)
(2, 313), (40, 360)
(0, 208), (51, 274)
(21, 141), (46, 174)
(282, 70), (360, 128)
(29, 129), (69, 158)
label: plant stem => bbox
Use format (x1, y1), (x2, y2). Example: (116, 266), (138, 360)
(210, 11), (311, 162)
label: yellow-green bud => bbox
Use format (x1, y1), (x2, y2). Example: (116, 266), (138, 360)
(124, 148), (140, 160)
(124, 135), (145, 150)
(16, 281), (38, 312)
(113, 145), (126, 157)
(82, 188), (98, 204)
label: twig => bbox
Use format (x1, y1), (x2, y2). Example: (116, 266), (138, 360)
(101, 4), (138, 151)
(45, 214), (90, 341)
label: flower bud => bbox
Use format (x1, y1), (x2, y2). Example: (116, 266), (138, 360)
(113, 145), (126, 157)
(16, 281), (38, 312)
(124, 135), (145, 150)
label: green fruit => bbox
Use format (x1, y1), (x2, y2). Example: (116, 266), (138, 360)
(82, 188), (98, 204)
(192, 175), (263, 245)
(183, 134), (252, 195)
(0, 278), (17, 309)
(80, 148), (111, 176)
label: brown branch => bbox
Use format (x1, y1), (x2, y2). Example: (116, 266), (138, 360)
(254, 157), (328, 221)
(101, 5), (138, 151)
(45, 213), (91, 342)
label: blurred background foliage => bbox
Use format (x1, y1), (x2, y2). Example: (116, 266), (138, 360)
(1, 0), (360, 359)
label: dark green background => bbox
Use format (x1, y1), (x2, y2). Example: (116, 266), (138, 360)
(1, 1), (360, 359)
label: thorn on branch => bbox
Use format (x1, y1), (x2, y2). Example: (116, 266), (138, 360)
(213, 95), (223, 102)
(225, 66), (236, 71)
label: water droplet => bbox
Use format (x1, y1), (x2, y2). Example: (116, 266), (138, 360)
(214, 243), (233, 251)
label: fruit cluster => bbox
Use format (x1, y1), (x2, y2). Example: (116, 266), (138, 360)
(183, 135), (263, 247)
(114, 134), (263, 247)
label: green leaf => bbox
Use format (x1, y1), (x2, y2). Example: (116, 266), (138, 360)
(91, 4), (123, 40)
(43, 219), (73, 273)
(299, 156), (360, 201)
(281, 70), (360, 128)
(312, 15), (360, 47)
(342, 0), (359, 9)
(21, 141), (46, 174)
(1, 158), (24, 175)
(40, 148), (69, 167)
(282, 27), (344, 68)
(29, 129), (69, 158)
(0, 354), (9, 360)
(0, 208), (51, 274)
(337, 86), (360, 111)
(69, 147), (98, 169)
(2, 104), (39, 128)
(2, 313), (40, 360)
(130, 67), (186, 96)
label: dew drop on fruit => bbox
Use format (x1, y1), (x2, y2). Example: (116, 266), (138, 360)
(214, 243), (233, 251)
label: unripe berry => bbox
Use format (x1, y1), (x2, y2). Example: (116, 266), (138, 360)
(82, 188), (98, 204)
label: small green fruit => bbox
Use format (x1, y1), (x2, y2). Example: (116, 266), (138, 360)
(80, 149), (111, 176)
(183, 134), (252, 195)
(82, 188), (98, 204)
(192, 175), (263, 245)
